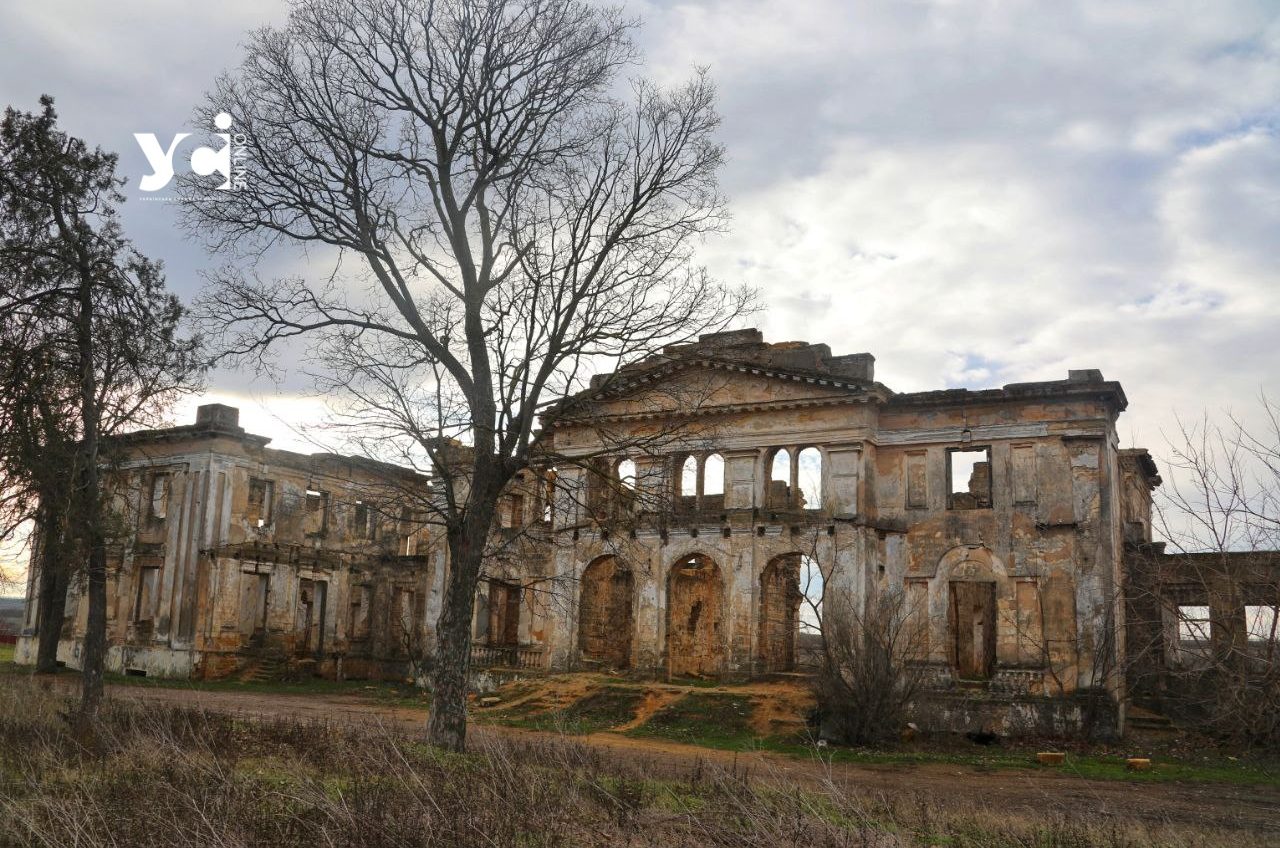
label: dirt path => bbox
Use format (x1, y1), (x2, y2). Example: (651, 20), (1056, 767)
(94, 681), (1280, 834)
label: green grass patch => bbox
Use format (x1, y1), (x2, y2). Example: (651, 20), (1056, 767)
(746, 740), (1280, 787)
(104, 670), (430, 709)
(0, 643), (14, 665)
(627, 691), (755, 748)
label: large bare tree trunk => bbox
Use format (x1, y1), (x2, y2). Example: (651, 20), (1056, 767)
(426, 456), (501, 752)
(74, 265), (106, 717)
(34, 506), (68, 674)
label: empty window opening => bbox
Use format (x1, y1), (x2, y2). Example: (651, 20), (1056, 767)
(678, 455), (699, 511)
(613, 460), (636, 514)
(797, 447), (822, 510)
(768, 449), (792, 508)
(1247, 606), (1278, 642)
(702, 453), (725, 510)
(542, 469), (557, 524)
(948, 447), (992, 509)
(353, 500), (372, 538)
(247, 478), (274, 527)
(1177, 605), (1211, 642)
(304, 489), (329, 535)
(149, 473), (170, 521)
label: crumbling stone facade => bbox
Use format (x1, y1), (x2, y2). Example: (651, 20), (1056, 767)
(15, 404), (434, 681)
(518, 329), (1151, 734)
(22, 330), (1237, 738)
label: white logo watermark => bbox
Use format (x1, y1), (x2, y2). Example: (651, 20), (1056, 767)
(134, 112), (249, 196)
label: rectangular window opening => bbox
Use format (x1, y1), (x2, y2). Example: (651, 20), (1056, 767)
(947, 447), (992, 510)
(1177, 605), (1211, 643)
(1246, 605), (1279, 642)
(247, 478), (274, 528)
(304, 490), (329, 535)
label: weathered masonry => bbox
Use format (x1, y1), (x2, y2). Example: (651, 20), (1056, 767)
(519, 329), (1141, 734)
(19, 330), (1226, 736)
(15, 404), (434, 681)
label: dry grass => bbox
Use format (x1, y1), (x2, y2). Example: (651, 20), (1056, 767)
(0, 677), (1273, 848)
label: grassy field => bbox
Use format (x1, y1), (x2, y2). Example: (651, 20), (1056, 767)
(0, 643), (14, 665)
(6, 660), (1276, 789)
(1, 676), (1275, 848)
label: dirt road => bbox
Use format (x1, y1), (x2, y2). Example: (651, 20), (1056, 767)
(93, 682), (1280, 835)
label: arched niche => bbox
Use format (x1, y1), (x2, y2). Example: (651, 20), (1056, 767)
(666, 553), (724, 677)
(578, 555), (633, 669)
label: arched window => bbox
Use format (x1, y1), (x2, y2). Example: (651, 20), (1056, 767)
(797, 447), (822, 510)
(678, 455), (698, 511)
(616, 459), (636, 490)
(767, 448), (792, 508)
(702, 453), (725, 509)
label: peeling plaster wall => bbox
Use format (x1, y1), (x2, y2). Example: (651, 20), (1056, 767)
(16, 407), (434, 681)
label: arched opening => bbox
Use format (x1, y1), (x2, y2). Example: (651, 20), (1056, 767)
(759, 555), (801, 672)
(677, 455), (698, 512)
(797, 447), (822, 510)
(615, 458), (637, 513)
(702, 453), (725, 511)
(616, 459), (637, 489)
(666, 553), (724, 677)
(767, 448), (792, 508)
(759, 553), (823, 672)
(579, 555), (633, 669)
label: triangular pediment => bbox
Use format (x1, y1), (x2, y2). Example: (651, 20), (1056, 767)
(562, 358), (881, 421)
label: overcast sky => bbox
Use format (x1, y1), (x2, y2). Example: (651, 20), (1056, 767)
(1, 1), (1278, 589)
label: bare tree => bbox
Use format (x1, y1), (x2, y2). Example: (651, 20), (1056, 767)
(0, 96), (202, 714)
(181, 0), (747, 750)
(810, 585), (928, 747)
(1135, 399), (1280, 746)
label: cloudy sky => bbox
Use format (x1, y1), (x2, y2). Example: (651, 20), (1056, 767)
(1, 1), (1278, 586)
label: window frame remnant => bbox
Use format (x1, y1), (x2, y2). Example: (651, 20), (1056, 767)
(247, 477), (274, 528)
(304, 489), (329, 535)
(1246, 605), (1278, 643)
(1177, 604), (1211, 643)
(946, 446), (993, 510)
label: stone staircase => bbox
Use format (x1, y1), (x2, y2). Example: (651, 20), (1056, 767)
(238, 654), (287, 683)
(1127, 705), (1176, 734)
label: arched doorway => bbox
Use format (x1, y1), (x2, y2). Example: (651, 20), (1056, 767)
(666, 553), (724, 677)
(578, 555), (633, 669)
(759, 555), (802, 672)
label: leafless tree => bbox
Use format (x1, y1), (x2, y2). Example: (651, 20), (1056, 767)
(810, 587), (929, 746)
(181, 0), (749, 750)
(1133, 398), (1280, 746)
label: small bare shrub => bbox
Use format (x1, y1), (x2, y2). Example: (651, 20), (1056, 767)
(811, 590), (927, 746)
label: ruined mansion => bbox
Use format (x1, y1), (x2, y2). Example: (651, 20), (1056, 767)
(17, 329), (1273, 735)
